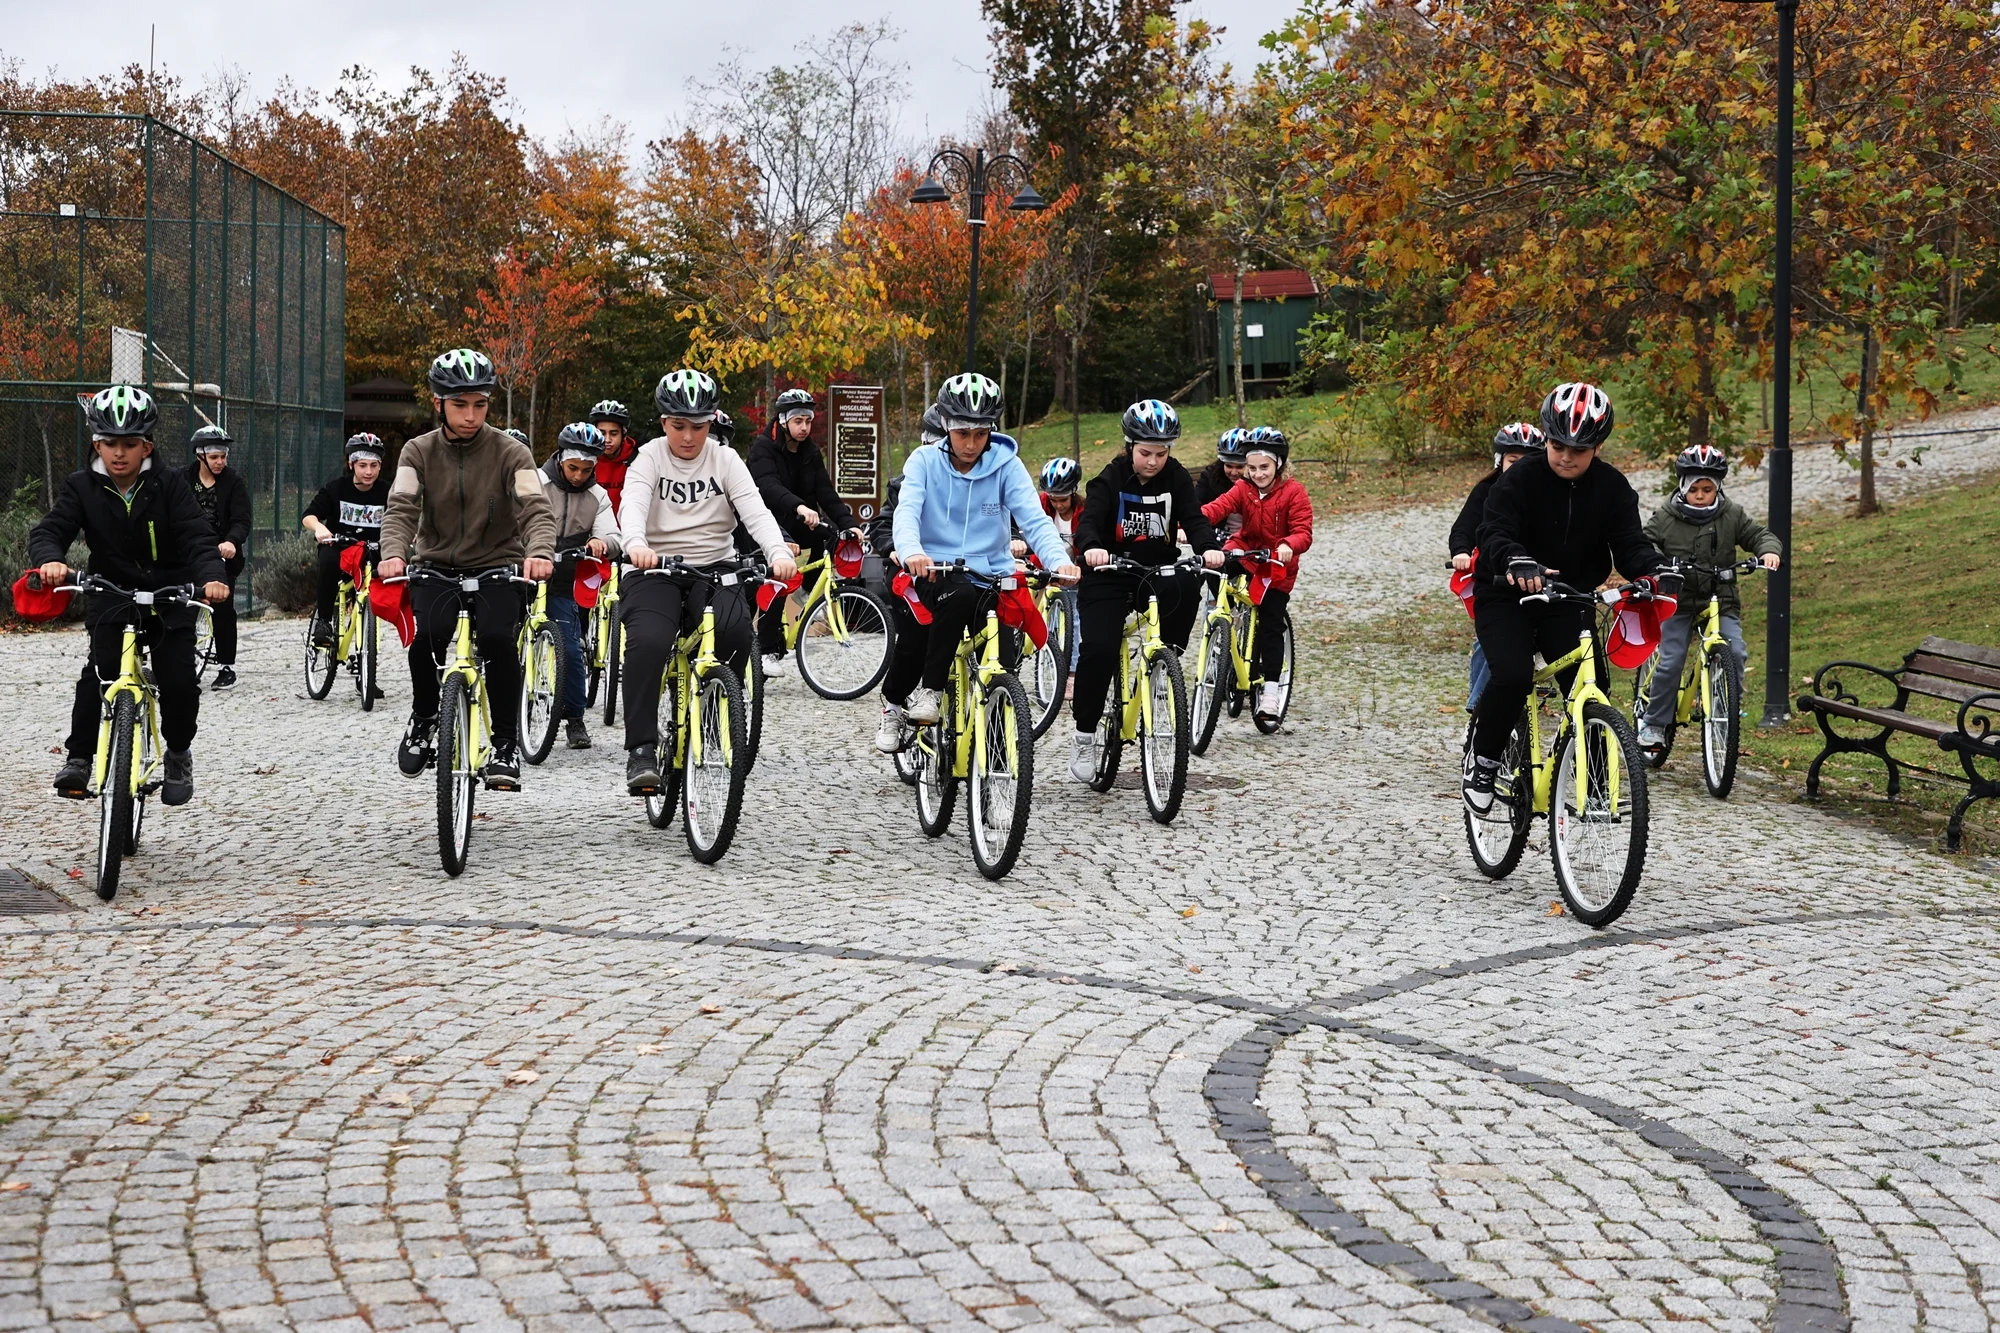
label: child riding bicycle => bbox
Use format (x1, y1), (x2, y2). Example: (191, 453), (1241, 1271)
(1449, 422), (1546, 709)
(538, 422), (624, 750)
(1199, 427), (1314, 722)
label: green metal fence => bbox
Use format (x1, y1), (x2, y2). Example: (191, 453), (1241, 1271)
(0, 109), (346, 606)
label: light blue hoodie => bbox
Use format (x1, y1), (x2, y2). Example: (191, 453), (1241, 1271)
(894, 432), (1069, 578)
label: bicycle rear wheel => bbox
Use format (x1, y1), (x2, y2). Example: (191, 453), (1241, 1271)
(645, 674), (680, 829)
(796, 587), (894, 700)
(358, 601), (378, 711)
(94, 697), (138, 901)
(194, 605), (216, 679)
(968, 673), (1034, 880)
(914, 691), (958, 837)
(520, 625), (562, 764)
(1190, 620), (1228, 756)
(437, 674), (476, 877)
(1025, 599), (1070, 741)
(1630, 653), (1675, 768)
(582, 606), (603, 708)
(602, 615), (623, 726)
(304, 615), (336, 699)
(742, 650), (765, 775)
(682, 667), (748, 862)
(1252, 615), (1295, 735)
(1138, 649), (1190, 824)
(1700, 647), (1742, 799)
(1462, 717), (1531, 879)
(124, 699), (155, 856)
(1088, 657), (1126, 794)
(1550, 701), (1649, 927)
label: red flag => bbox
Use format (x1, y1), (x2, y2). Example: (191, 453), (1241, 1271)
(369, 577), (416, 648)
(890, 571), (933, 625)
(10, 571), (72, 622)
(1448, 550), (1478, 621)
(996, 583), (1049, 649)
(337, 542), (366, 584)
(834, 536), (866, 579)
(757, 567), (804, 613)
(1607, 586), (1679, 668)
(1241, 558), (1282, 607)
(573, 556), (610, 608)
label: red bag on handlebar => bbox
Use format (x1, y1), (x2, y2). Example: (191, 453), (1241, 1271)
(996, 584), (1048, 649)
(573, 556), (610, 608)
(369, 577), (416, 647)
(889, 571), (933, 625)
(757, 567), (804, 613)
(338, 543), (366, 584)
(834, 535), (866, 580)
(1449, 551), (1477, 621)
(10, 571), (72, 622)
(1606, 585), (1678, 668)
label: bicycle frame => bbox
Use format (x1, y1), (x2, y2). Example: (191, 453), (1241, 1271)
(92, 611), (162, 799)
(639, 566), (736, 775)
(1202, 572), (1262, 695)
(519, 579), (551, 656)
(942, 609), (1014, 780)
(1667, 598), (1726, 728)
(777, 546), (868, 651)
(335, 554), (374, 664)
(1114, 594), (1170, 743)
(1523, 626), (1617, 816)
(588, 562), (621, 671)
(442, 597), (494, 774)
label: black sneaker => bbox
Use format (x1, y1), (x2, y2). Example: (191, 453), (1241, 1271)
(1462, 761), (1498, 814)
(53, 754), (92, 799)
(483, 740), (522, 791)
(397, 716), (437, 777)
(625, 746), (662, 795)
(310, 618), (335, 648)
(565, 718), (592, 750)
(210, 666), (237, 691)
(161, 750), (194, 807)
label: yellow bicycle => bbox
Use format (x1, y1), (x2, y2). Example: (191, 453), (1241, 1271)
(1085, 556), (1197, 824)
(39, 574), (204, 901)
(1632, 558), (1761, 799)
(629, 559), (754, 863)
(304, 537), (381, 710)
(761, 540), (894, 699)
(1190, 549), (1296, 754)
(586, 561), (623, 724)
(1463, 579), (1656, 927)
(1019, 562), (1074, 739)
(907, 563), (1038, 880)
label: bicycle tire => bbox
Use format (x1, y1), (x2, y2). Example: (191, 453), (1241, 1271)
(1190, 620), (1229, 756)
(583, 606), (603, 708)
(968, 672), (1034, 880)
(359, 600), (378, 712)
(1550, 700), (1649, 928)
(1025, 597), (1070, 740)
(521, 625), (562, 765)
(194, 604), (216, 679)
(645, 674), (679, 829)
(1088, 657), (1125, 794)
(94, 697), (138, 901)
(682, 667), (748, 863)
(1252, 615), (1296, 735)
(1226, 606), (1252, 718)
(892, 730), (920, 785)
(602, 615), (623, 726)
(796, 587), (894, 700)
(304, 615), (337, 700)
(1138, 648), (1190, 824)
(914, 689), (958, 837)
(742, 651), (765, 775)
(1462, 717), (1531, 879)
(1700, 647), (1742, 799)
(1630, 652), (1676, 768)
(124, 697), (154, 856)
(437, 674), (476, 877)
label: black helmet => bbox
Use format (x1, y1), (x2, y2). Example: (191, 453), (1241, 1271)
(1244, 425), (1289, 465)
(1216, 428), (1249, 463)
(83, 385), (158, 438)
(189, 424), (232, 458)
(505, 427), (529, 445)
(655, 368), (719, 422)
(1121, 399), (1181, 445)
(1492, 421), (1545, 467)
(589, 398), (630, 427)
(427, 348), (498, 397)
(1539, 382), (1614, 449)
(556, 421), (605, 457)
(919, 404), (949, 445)
(710, 409), (735, 446)
(774, 388), (816, 422)
(1674, 442), (1729, 482)
(346, 432), (386, 464)
(936, 373), (1004, 429)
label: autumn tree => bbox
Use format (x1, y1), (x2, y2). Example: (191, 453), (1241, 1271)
(468, 245), (602, 442)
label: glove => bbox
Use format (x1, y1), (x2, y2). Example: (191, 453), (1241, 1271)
(1645, 570), (1684, 597)
(1506, 557), (1545, 585)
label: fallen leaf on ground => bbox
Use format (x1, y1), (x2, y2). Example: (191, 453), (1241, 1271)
(633, 1043), (662, 1056)
(389, 1054), (424, 1066)
(699, 1003), (723, 1014)
(1547, 901), (1565, 917)
(1188, 965), (1202, 973)
(66, 868), (83, 880)
(1055, 977), (1078, 986)
(319, 1053), (336, 1066)
(505, 1069), (540, 1085)
(1210, 1218), (1239, 1232)
(0, 1182), (29, 1192)
(1179, 906), (1199, 918)
(381, 1090), (411, 1106)
(129, 1112), (151, 1124)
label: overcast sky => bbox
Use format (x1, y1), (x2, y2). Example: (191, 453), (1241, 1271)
(5, 1), (1305, 153)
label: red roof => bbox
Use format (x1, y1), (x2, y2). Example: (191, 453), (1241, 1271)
(1207, 270), (1317, 301)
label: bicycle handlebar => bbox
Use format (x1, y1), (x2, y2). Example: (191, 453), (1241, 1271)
(1088, 554), (1204, 577)
(26, 572), (204, 605)
(382, 565), (533, 590)
(628, 556), (762, 588)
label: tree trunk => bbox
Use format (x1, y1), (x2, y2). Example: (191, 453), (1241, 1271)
(1688, 313), (1717, 449)
(1070, 331), (1080, 463)
(1231, 260), (1248, 429)
(922, 358), (932, 412)
(1857, 325), (1879, 516)
(528, 375), (538, 449)
(998, 353), (1010, 431)
(894, 338), (908, 451)
(505, 381), (515, 431)
(1019, 322), (1034, 427)
(1949, 220), (1962, 332)
(1050, 330), (1069, 425)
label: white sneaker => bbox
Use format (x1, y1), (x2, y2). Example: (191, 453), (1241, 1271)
(1255, 683), (1287, 718)
(903, 686), (941, 725)
(760, 653), (787, 678)
(1069, 730), (1097, 784)
(874, 705), (908, 754)
(1637, 724), (1666, 749)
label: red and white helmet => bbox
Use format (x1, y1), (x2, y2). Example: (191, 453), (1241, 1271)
(1539, 382), (1615, 449)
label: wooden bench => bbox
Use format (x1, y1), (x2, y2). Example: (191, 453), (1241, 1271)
(1796, 637), (2000, 850)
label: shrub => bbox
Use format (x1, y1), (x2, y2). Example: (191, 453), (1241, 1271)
(1, 482), (85, 624)
(251, 531), (318, 615)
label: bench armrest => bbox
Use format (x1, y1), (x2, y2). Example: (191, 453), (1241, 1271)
(1805, 659), (1908, 712)
(1955, 691), (2000, 752)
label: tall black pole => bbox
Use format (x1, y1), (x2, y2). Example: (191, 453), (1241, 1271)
(964, 148), (986, 374)
(1762, 0), (1796, 727)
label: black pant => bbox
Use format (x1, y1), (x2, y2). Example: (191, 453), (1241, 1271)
(408, 575), (525, 741)
(67, 606), (199, 757)
(756, 524), (832, 656)
(1470, 595), (1587, 759)
(1254, 588), (1291, 680)
(881, 581), (1019, 704)
(620, 571), (753, 750)
(208, 556), (242, 666)
(314, 544), (346, 626)
(1072, 567), (1202, 732)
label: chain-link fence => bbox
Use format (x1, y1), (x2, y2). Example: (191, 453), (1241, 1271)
(0, 110), (345, 607)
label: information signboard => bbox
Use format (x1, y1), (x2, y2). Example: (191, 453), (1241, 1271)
(827, 384), (885, 522)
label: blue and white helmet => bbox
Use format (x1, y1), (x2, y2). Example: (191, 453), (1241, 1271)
(1038, 456), (1081, 496)
(1245, 425), (1290, 465)
(1216, 427), (1249, 463)
(555, 421), (606, 460)
(1121, 399), (1180, 445)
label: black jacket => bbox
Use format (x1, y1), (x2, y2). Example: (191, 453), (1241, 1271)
(746, 426), (854, 537)
(1449, 471), (1499, 558)
(184, 459), (252, 579)
(1475, 453), (1665, 600)
(1193, 460), (1237, 510)
(30, 461), (226, 607)
(868, 477), (903, 558)
(1076, 451), (1219, 565)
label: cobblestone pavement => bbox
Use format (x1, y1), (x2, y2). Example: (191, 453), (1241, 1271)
(2, 496), (1997, 1333)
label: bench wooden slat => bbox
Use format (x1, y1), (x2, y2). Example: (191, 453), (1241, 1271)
(1901, 672), (1995, 705)
(1796, 695), (1957, 740)
(1918, 637), (2000, 672)
(1905, 654), (2000, 692)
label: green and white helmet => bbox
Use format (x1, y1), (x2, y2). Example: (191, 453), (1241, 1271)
(427, 348), (497, 396)
(84, 385), (159, 438)
(936, 373), (1003, 429)
(655, 368), (719, 422)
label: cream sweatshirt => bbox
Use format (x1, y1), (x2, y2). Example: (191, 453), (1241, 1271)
(617, 438), (788, 566)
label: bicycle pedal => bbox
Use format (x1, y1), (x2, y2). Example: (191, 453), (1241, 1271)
(138, 780), (162, 796)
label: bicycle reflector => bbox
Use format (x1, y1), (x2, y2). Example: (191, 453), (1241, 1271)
(10, 571), (72, 622)
(834, 536), (866, 579)
(1606, 586), (1678, 668)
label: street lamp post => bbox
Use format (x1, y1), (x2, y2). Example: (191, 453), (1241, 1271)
(911, 147), (1047, 374)
(1724, 0), (1799, 726)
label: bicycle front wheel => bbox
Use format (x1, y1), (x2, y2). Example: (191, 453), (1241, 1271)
(796, 588), (894, 700)
(194, 605), (216, 678)
(582, 607), (603, 708)
(1190, 620), (1229, 756)
(645, 674), (679, 829)
(1025, 608), (1070, 741)
(1088, 662), (1125, 794)
(914, 691), (958, 837)
(358, 600), (378, 711)
(742, 651), (765, 775)
(304, 617), (336, 699)
(1550, 701), (1649, 928)
(682, 667), (748, 863)
(968, 673), (1034, 880)
(1630, 652), (1674, 768)
(124, 699), (155, 856)
(1252, 615), (1295, 735)
(1462, 717), (1530, 879)
(94, 697), (139, 901)
(602, 615), (623, 726)
(436, 674), (476, 877)
(1700, 647), (1742, 799)
(520, 625), (562, 764)
(1138, 649), (1190, 824)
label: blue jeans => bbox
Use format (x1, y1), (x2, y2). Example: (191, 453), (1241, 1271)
(1641, 606), (1746, 732)
(1467, 641), (1490, 710)
(548, 595), (588, 721)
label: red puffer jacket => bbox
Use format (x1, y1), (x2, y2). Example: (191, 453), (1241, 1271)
(595, 437), (641, 520)
(1200, 474), (1315, 593)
